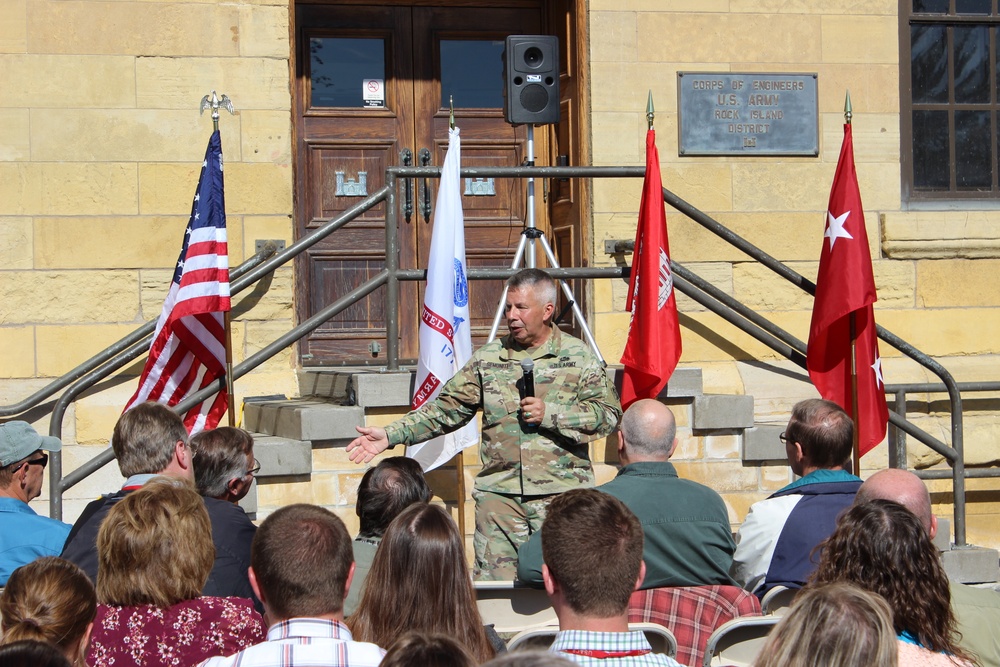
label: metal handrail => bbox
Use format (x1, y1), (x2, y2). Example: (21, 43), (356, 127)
(0, 244), (279, 419)
(46, 190), (394, 518)
(13, 164), (973, 545)
(658, 186), (968, 545)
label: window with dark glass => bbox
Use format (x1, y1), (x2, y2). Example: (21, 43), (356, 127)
(902, 1), (1000, 199)
(310, 37), (386, 108)
(440, 40), (505, 108)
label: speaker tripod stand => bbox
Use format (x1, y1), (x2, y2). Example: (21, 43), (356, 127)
(487, 125), (605, 365)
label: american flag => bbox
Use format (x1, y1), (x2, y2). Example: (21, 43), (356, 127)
(124, 130), (231, 433)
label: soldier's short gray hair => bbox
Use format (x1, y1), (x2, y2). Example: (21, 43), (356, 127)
(507, 268), (557, 306)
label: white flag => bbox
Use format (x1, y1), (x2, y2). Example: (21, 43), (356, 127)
(406, 127), (479, 471)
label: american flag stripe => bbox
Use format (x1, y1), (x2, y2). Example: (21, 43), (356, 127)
(123, 129), (231, 433)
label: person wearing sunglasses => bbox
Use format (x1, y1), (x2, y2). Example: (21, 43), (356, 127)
(0, 421), (71, 585)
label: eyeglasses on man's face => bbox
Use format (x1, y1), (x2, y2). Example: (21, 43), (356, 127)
(245, 459), (261, 478)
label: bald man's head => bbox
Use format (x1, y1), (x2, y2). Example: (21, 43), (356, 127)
(856, 468), (935, 536)
(619, 399), (677, 462)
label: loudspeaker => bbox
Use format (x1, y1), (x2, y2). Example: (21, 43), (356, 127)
(503, 35), (560, 126)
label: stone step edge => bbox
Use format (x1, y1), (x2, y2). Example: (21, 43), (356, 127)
(297, 366), (707, 408)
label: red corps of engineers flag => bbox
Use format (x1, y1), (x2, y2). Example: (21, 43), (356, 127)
(123, 130), (231, 434)
(620, 128), (682, 410)
(807, 123), (889, 456)
(405, 126), (479, 471)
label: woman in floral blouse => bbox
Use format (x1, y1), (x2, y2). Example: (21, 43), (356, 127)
(87, 477), (265, 667)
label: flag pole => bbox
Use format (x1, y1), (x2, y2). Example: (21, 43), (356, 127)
(201, 91), (237, 427)
(647, 90), (654, 130)
(448, 93), (468, 543)
(844, 90), (861, 475)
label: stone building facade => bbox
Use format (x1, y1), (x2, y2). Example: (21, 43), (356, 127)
(1, 0), (998, 550)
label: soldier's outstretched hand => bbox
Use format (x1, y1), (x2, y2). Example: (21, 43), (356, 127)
(346, 426), (390, 463)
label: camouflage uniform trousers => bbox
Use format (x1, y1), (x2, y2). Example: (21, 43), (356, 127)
(473, 489), (555, 580)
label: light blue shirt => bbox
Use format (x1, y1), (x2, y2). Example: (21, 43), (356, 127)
(0, 496), (72, 585)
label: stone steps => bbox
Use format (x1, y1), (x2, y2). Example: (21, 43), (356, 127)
(235, 366), (998, 585)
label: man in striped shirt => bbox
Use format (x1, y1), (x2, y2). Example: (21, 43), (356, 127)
(542, 489), (681, 666)
(199, 504), (385, 667)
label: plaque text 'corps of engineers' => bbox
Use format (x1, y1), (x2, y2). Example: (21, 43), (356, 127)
(677, 72), (819, 156)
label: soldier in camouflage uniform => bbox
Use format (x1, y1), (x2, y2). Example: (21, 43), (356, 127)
(347, 268), (621, 579)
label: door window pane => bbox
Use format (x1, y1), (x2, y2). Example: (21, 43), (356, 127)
(954, 26), (990, 103)
(956, 0), (991, 14)
(310, 38), (386, 108)
(913, 110), (951, 189)
(911, 25), (949, 103)
(440, 40), (505, 108)
(955, 110), (992, 188)
(914, 0), (949, 12)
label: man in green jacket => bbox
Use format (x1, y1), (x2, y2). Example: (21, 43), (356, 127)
(347, 269), (621, 580)
(517, 399), (736, 589)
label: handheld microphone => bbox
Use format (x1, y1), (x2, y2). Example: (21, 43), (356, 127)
(520, 357), (535, 399)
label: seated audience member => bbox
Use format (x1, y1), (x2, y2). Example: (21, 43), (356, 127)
(732, 399), (862, 596)
(199, 504), (385, 667)
(856, 468), (1000, 667)
(519, 399), (735, 589)
(192, 426), (258, 503)
(0, 557), (96, 667)
(0, 640), (72, 667)
(753, 582), (897, 667)
(540, 488), (682, 666)
(0, 421), (70, 584)
(381, 632), (476, 667)
(190, 426), (260, 607)
(61, 402), (255, 601)
(87, 477), (265, 667)
(345, 456), (432, 615)
(349, 503), (500, 662)
(627, 584), (761, 667)
(811, 500), (977, 666)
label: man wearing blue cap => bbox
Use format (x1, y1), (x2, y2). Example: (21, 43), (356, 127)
(0, 421), (71, 585)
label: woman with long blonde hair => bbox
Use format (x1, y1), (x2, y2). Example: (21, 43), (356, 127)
(753, 582), (897, 667)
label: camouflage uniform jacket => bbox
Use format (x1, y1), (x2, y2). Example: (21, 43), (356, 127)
(385, 325), (622, 496)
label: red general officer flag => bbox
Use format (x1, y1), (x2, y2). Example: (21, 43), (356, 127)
(807, 123), (889, 456)
(620, 128), (682, 410)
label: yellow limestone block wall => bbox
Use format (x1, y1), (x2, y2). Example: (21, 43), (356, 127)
(0, 0), (996, 550)
(585, 1), (1000, 550)
(0, 0), (298, 522)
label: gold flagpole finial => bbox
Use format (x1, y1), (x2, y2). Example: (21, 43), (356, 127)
(844, 90), (853, 125)
(449, 95), (455, 131)
(646, 90), (655, 130)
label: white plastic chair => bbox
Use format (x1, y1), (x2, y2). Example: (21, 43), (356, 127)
(474, 580), (558, 635)
(760, 585), (798, 616)
(702, 616), (779, 667)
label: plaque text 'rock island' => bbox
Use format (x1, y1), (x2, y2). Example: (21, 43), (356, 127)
(678, 72), (819, 156)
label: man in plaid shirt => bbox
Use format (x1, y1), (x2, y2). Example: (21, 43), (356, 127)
(542, 489), (682, 666)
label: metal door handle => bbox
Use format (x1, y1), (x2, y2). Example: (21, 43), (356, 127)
(400, 149), (413, 223)
(419, 148), (432, 223)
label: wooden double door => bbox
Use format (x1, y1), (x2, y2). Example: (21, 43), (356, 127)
(294, 2), (583, 365)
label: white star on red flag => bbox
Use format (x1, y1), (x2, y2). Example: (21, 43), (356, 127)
(825, 210), (853, 250)
(871, 356), (884, 389)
